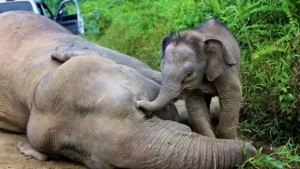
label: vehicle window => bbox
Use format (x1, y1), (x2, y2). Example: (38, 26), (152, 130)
(57, 1), (77, 18)
(0, 2), (33, 13)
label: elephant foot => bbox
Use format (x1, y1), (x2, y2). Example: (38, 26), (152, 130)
(17, 139), (48, 161)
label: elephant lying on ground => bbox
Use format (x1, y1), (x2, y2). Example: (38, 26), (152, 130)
(0, 11), (256, 169)
(137, 19), (242, 139)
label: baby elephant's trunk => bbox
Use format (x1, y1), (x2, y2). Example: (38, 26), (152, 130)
(126, 117), (257, 169)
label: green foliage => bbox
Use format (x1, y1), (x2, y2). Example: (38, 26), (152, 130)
(80, 0), (123, 39)
(232, 0), (300, 145)
(239, 140), (300, 169)
(81, 0), (211, 68)
(43, 0), (61, 13)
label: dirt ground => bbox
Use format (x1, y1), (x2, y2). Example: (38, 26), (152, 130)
(0, 131), (87, 169)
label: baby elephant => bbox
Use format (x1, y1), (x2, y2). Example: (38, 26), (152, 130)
(137, 19), (242, 139)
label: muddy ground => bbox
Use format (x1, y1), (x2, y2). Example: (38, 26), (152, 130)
(0, 131), (86, 169)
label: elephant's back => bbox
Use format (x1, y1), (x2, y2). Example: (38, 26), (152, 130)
(0, 11), (73, 65)
(0, 11), (71, 41)
(0, 11), (72, 75)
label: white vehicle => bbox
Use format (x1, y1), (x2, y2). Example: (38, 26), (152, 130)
(0, 0), (84, 34)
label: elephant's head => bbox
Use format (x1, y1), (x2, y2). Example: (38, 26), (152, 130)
(137, 19), (237, 111)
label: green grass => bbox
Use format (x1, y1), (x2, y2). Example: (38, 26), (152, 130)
(239, 140), (300, 169)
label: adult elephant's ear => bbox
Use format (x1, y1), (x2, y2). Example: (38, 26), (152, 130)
(204, 38), (236, 81)
(161, 34), (173, 58)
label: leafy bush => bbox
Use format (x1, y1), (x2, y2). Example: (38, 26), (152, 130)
(81, 0), (213, 68)
(80, 0), (299, 146)
(224, 0), (300, 145)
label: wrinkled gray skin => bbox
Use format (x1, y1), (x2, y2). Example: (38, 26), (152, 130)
(0, 12), (256, 169)
(137, 19), (242, 139)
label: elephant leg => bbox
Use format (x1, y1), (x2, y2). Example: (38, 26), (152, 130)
(216, 79), (242, 139)
(216, 96), (240, 139)
(17, 139), (48, 161)
(184, 92), (215, 138)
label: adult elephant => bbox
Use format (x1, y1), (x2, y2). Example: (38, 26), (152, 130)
(0, 11), (256, 169)
(137, 19), (242, 139)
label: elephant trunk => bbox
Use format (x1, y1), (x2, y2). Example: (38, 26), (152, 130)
(137, 73), (182, 111)
(128, 118), (257, 169)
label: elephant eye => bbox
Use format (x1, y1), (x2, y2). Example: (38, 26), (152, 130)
(182, 72), (193, 84)
(186, 72), (193, 78)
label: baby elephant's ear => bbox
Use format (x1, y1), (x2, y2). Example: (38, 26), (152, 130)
(204, 39), (236, 81)
(161, 34), (173, 59)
